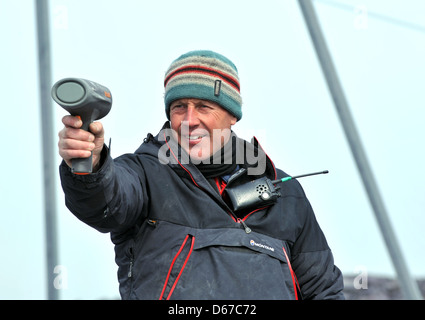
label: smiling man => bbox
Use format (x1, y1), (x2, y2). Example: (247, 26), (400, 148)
(163, 50), (241, 165)
(169, 98), (236, 161)
(58, 50), (344, 300)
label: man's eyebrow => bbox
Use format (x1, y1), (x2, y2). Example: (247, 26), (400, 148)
(171, 100), (186, 106)
(195, 100), (215, 107)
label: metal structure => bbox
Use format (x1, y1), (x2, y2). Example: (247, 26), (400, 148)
(35, 0), (59, 300)
(298, 0), (422, 299)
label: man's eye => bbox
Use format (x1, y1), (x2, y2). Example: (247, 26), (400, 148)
(172, 105), (184, 110)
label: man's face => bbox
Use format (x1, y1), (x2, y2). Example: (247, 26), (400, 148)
(169, 98), (237, 161)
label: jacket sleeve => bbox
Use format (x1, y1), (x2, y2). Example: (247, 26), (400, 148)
(290, 195), (345, 300)
(59, 146), (147, 233)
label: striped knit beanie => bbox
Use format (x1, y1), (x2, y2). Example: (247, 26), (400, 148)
(164, 50), (242, 121)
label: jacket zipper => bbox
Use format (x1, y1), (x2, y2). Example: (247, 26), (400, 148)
(125, 246), (135, 299)
(159, 234), (195, 300)
(238, 218), (251, 234)
(128, 259), (133, 278)
(127, 247), (134, 278)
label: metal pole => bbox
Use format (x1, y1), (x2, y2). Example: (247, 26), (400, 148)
(298, 0), (422, 300)
(35, 0), (59, 300)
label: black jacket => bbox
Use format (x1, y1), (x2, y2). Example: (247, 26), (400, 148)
(59, 124), (344, 300)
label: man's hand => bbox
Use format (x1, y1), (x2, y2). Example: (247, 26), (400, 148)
(58, 115), (105, 171)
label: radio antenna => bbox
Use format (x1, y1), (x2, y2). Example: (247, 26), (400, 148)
(271, 170), (329, 185)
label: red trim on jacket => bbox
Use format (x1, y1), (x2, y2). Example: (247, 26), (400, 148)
(159, 235), (195, 300)
(214, 177), (227, 196)
(282, 246), (300, 300)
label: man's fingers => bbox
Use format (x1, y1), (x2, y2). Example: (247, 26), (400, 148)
(59, 148), (92, 160)
(89, 121), (104, 137)
(62, 115), (82, 128)
(59, 126), (95, 142)
(58, 137), (95, 161)
(58, 116), (104, 171)
(59, 136), (95, 152)
(62, 116), (103, 138)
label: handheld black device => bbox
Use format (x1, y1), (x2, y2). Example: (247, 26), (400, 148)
(224, 170), (329, 213)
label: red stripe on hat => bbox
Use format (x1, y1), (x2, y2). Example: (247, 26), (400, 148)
(164, 65), (240, 92)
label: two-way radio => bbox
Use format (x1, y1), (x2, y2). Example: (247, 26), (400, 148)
(224, 170), (329, 213)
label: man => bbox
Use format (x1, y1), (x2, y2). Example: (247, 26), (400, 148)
(58, 50), (344, 299)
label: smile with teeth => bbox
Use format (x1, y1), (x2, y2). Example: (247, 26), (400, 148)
(181, 132), (209, 146)
(185, 135), (206, 140)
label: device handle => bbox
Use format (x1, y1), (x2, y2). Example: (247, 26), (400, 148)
(71, 115), (93, 175)
(72, 156), (93, 175)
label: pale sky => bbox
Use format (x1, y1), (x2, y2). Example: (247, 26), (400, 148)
(1, 0), (424, 299)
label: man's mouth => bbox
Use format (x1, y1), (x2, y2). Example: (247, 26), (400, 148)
(182, 134), (207, 145)
(185, 135), (204, 140)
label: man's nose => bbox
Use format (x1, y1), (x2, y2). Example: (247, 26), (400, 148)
(183, 105), (200, 127)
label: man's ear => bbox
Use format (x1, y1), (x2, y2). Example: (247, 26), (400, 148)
(230, 115), (237, 126)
